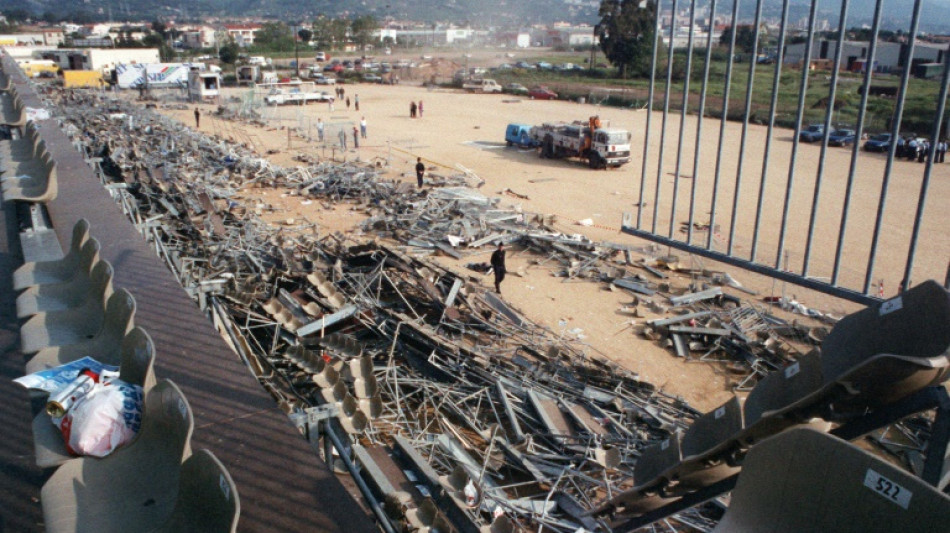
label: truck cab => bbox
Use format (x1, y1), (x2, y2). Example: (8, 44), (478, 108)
(591, 128), (632, 167)
(505, 124), (538, 148)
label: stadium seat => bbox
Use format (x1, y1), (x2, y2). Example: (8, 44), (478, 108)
(713, 428), (950, 532)
(31, 326), (157, 468)
(740, 350), (825, 445)
(821, 280), (950, 412)
(19, 260), (113, 354)
(593, 433), (683, 516)
(25, 288), (136, 374)
(16, 254), (109, 318)
(671, 396), (745, 490)
(152, 449), (240, 533)
(41, 380), (194, 533)
(2, 153), (57, 203)
(13, 219), (91, 290)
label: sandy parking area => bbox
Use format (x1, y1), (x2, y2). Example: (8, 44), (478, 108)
(155, 81), (949, 410)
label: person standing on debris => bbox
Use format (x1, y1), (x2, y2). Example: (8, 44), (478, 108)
(360, 117), (367, 139)
(418, 100), (424, 117)
(410, 101), (417, 118)
(317, 118), (325, 142)
(415, 157), (425, 187)
(194, 107), (200, 128)
(490, 242), (507, 294)
(339, 127), (347, 150)
(354, 94), (360, 111)
(353, 126), (360, 149)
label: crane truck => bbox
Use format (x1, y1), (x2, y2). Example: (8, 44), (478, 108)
(530, 116), (632, 169)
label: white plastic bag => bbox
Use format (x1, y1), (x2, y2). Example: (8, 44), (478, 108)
(56, 379), (144, 457)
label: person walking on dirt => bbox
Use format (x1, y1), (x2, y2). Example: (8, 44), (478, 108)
(410, 101), (417, 118)
(360, 117), (367, 139)
(415, 157), (425, 187)
(354, 94), (360, 111)
(339, 128), (347, 150)
(418, 100), (424, 117)
(490, 243), (507, 294)
(317, 118), (325, 142)
(353, 126), (360, 149)
(194, 107), (200, 128)
(346, 97), (351, 110)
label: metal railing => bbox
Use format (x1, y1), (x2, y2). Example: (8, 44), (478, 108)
(623, 0), (950, 305)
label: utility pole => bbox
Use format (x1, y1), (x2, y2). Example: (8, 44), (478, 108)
(293, 22), (300, 79)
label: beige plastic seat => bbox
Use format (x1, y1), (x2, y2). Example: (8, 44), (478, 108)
(16, 251), (107, 318)
(671, 396), (745, 490)
(31, 326), (157, 468)
(2, 149), (52, 187)
(2, 154), (56, 203)
(0, 123), (40, 159)
(405, 498), (454, 533)
(12, 219), (91, 290)
(25, 288), (136, 374)
(1, 93), (26, 127)
(1, 137), (46, 173)
(593, 433), (683, 517)
(713, 428), (950, 532)
(821, 280), (950, 411)
(153, 449), (240, 533)
(19, 259), (114, 354)
(739, 350), (825, 446)
(339, 393), (368, 433)
(41, 380), (194, 533)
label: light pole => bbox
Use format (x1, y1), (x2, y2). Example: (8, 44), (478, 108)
(293, 22), (300, 79)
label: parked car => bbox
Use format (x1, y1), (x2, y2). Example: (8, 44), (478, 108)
(535, 61), (553, 70)
(799, 124), (824, 142)
(528, 86), (558, 100)
(827, 129), (856, 147)
(514, 61), (534, 69)
(505, 83), (529, 95)
(863, 133), (892, 152)
(362, 74), (383, 83)
(505, 123), (539, 148)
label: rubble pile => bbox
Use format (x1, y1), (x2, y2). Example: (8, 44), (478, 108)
(53, 90), (734, 531)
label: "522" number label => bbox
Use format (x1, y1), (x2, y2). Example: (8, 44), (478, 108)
(864, 469), (912, 509)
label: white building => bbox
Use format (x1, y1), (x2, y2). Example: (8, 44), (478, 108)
(224, 24), (261, 47)
(784, 39), (948, 73)
(181, 25), (217, 49)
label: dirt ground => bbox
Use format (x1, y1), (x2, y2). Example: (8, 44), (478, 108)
(150, 81), (949, 411)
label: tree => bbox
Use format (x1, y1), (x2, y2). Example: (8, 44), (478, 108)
(298, 28), (313, 45)
(596, 0), (656, 78)
(219, 42), (239, 65)
(719, 25), (758, 54)
(350, 15), (378, 50)
(255, 22), (294, 51)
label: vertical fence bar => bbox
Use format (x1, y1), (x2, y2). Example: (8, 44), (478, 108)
(832, 0), (884, 286)
(903, 51), (950, 289)
(864, 0), (923, 294)
(669, 0), (699, 239)
(750, 0), (790, 262)
(687, 0), (718, 246)
(707, 0), (742, 250)
(651, 0), (680, 234)
(774, 0), (819, 268)
(802, 0), (850, 277)
(637, 0), (663, 229)
(726, 0), (765, 256)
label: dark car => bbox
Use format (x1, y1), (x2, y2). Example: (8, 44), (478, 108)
(528, 86), (558, 100)
(799, 124), (824, 142)
(863, 133), (892, 152)
(514, 61), (534, 69)
(827, 129), (856, 147)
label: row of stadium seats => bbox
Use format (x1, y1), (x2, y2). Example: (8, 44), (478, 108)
(597, 280), (950, 521)
(1, 112), (58, 202)
(14, 218), (241, 532)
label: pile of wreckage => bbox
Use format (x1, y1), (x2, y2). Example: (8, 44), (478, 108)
(46, 89), (881, 533)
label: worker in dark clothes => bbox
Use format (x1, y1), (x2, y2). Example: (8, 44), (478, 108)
(415, 157), (425, 188)
(490, 242), (506, 294)
(194, 107), (200, 128)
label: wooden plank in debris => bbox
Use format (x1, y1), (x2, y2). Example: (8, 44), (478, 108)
(296, 303), (360, 337)
(648, 311), (714, 327)
(671, 333), (688, 357)
(668, 325), (732, 336)
(669, 287), (722, 306)
(482, 291), (524, 327)
(612, 277), (656, 296)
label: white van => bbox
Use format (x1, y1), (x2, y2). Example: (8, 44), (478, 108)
(314, 52), (327, 62)
(248, 56), (267, 66)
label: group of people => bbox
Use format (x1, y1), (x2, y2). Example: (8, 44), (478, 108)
(897, 136), (948, 163)
(409, 100), (424, 118)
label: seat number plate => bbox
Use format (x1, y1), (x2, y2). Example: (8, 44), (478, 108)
(864, 469), (911, 509)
